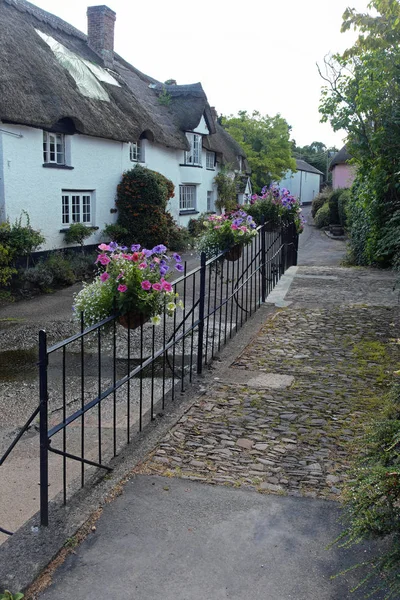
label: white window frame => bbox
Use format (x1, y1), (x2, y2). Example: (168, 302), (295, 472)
(206, 151), (215, 170)
(62, 191), (93, 226)
(185, 133), (202, 166)
(130, 140), (144, 162)
(43, 131), (65, 165)
(179, 185), (197, 211)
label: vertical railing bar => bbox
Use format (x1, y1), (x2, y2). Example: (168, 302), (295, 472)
(139, 319), (143, 432)
(97, 326), (102, 463)
(127, 314), (130, 444)
(171, 304), (177, 401)
(181, 263), (187, 392)
(80, 313), (85, 487)
(151, 325), (155, 420)
(113, 314), (117, 457)
(224, 257), (229, 345)
(62, 346), (66, 505)
(218, 257), (224, 351)
(39, 329), (49, 527)
(162, 310), (166, 409)
(205, 259), (212, 364)
(189, 271), (196, 382)
(197, 252), (206, 374)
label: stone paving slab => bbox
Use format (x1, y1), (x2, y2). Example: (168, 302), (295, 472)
(140, 305), (400, 499)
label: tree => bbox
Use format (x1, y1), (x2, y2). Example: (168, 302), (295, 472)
(221, 111), (296, 193)
(291, 140), (338, 184)
(318, 0), (400, 267)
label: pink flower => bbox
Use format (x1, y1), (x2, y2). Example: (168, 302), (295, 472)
(131, 252), (140, 262)
(122, 253), (131, 260)
(98, 243), (110, 251)
(162, 281), (173, 292)
(153, 257), (160, 264)
(96, 254), (111, 266)
(138, 262), (147, 269)
(240, 226), (248, 232)
(152, 283), (162, 291)
(116, 272), (124, 280)
(231, 224), (238, 230)
(117, 284), (128, 293)
(141, 280), (152, 290)
(100, 272), (110, 282)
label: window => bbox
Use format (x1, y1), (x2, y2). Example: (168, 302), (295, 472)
(179, 185), (196, 211)
(185, 133), (202, 166)
(62, 191), (92, 225)
(206, 151), (215, 170)
(130, 140), (144, 162)
(43, 131), (65, 165)
(207, 191), (214, 212)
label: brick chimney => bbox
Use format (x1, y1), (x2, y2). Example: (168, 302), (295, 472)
(87, 5), (116, 68)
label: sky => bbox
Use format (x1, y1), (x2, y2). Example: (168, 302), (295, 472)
(31, 0), (372, 149)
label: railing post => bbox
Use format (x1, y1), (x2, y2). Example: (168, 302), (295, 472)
(39, 329), (49, 527)
(261, 217), (267, 303)
(293, 223), (299, 266)
(280, 222), (286, 275)
(197, 252), (206, 375)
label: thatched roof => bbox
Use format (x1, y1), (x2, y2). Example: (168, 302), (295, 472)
(295, 159), (323, 175)
(0, 0), (239, 156)
(203, 121), (248, 171)
(329, 146), (352, 170)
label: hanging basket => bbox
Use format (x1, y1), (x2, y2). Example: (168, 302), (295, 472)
(118, 311), (149, 330)
(225, 244), (243, 262)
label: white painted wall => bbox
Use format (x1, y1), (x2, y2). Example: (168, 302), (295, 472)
(278, 169), (321, 204)
(0, 124), (220, 250)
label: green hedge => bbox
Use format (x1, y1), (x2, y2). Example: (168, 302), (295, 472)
(314, 203), (330, 228)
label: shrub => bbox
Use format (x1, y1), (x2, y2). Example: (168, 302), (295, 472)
(214, 171), (237, 212)
(311, 189), (331, 218)
(0, 212), (45, 268)
(338, 189), (351, 229)
(64, 223), (96, 252)
(116, 165), (175, 248)
(335, 382), (400, 598)
(102, 223), (128, 243)
(45, 252), (75, 286)
(22, 262), (54, 291)
(328, 189), (343, 224)
(188, 214), (208, 238)
(0, 242), (17, 287)
(314, 202), (330, 228)
(67, 251), (97, 281)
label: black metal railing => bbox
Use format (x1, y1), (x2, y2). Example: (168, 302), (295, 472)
(0, 221), (298, 533)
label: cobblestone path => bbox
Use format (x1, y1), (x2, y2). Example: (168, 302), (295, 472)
(140, 301), (400, 500)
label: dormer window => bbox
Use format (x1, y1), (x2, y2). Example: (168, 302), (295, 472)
(130, 140), (144, 162)
(185, 133), (202, 166)
(43, 131), (65, 165)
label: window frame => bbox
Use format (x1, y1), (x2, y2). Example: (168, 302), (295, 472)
(206, 151), (215, 170)
(179, 184), (197, 212)
(43, 131), (66, 165)
(184, 133), (202, 166)
(129, 140), (144, 163)
(62, 190), (93, 226)
(207, 190), (215, 212)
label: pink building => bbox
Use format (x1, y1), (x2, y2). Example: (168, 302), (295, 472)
(329, 146), (356, 189)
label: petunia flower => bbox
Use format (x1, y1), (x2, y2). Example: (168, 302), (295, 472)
(98, 243), (110, 251)
(152, 283), (162, 291)
(152, 244), (167, 254)
(141, 280), (152, 290)
(117, 284), (128, 293)
(100, 272), (110, 282)
(175, 264), (184, 272)
(151, 315), (161, 326)
(162, 281), (173, 292)
(131, 244), (141, 252)
(172, 253), (182, 262)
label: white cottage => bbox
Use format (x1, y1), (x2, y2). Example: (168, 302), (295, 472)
(278, 159), (323, 205)
(0, 0), (248, 251)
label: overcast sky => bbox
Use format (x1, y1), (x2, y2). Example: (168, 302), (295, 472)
(32, 0), (372, 149)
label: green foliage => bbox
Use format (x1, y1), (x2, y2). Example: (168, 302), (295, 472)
(188, 214), (208, 238)
(318, 0), (400, 267)
(157, 86), (172, 106)
(338, 189), (351, 229)
(64, 223), (95, 251)
(221, 111), (296, 192)
(45, 253), (76, 286)
(22, 262), (54, 291)
(116, 165), (175, 248)
(214, 171), (237, 212)
(0, 591), (24, 600)
(335, 382), (400, 598)
(311, 189), (331, 219)
(376, 209), (400, 268)
(314, 203), (330, 229)
(0, 212), (45, 269)
(197, 210), (257, 259)
(328, 189), (343, 225)
(292, 141), (338, 184)
(245, 199), (280, 229)
(102, 223), (128, 243)
(0, 242), (17, 287)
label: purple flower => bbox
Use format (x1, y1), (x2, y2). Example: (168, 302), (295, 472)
(173, 253), (182, 262)
(142, 249), (153, 258)
(160, 266), (169, 276)
(152, 244), (167, 254)
(131, 244), (141, 252)
(109, 242), (118, 251)
(120, 246), (128, 251)
(175, 264), (184, 272)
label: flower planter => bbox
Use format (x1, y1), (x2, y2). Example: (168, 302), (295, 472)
(225, 245), (243, 262)
(118, 311), (149, 330)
